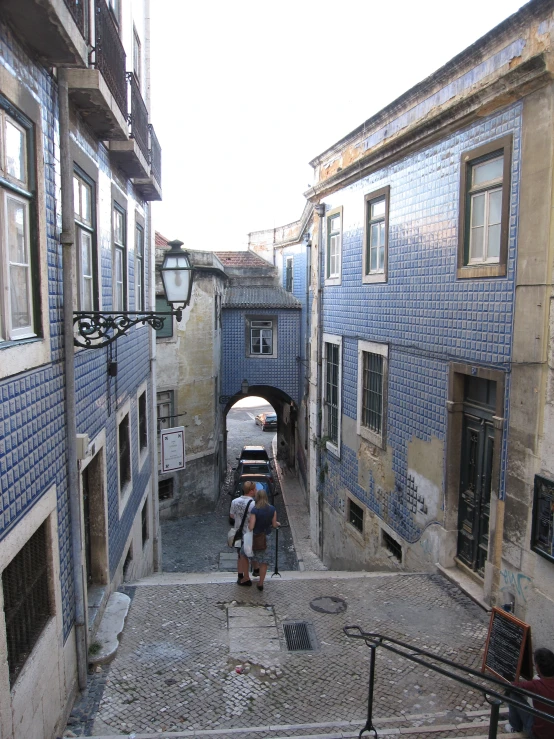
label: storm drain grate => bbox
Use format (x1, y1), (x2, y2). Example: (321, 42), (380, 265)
(282, 621), (318, 652)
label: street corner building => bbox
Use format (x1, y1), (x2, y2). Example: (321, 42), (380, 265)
(248, 0), (554, 647)
(0, 1), (162, 737)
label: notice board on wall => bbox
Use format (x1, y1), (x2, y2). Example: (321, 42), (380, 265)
(482, 607), (533, 682)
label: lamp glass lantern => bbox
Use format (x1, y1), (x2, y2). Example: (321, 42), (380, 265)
(160, 239), (193, 308)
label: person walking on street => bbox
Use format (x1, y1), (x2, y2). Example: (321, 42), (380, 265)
(248, 488), (279, 591)
(229, 480), (255, 586)
(506, 647), (554, 737)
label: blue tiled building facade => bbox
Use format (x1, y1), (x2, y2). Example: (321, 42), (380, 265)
(320, 106), (519, 542)
(0, 3), (161, 737)
(304, 1), (554, 643)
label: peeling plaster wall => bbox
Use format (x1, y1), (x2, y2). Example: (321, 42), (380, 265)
(156, 264), (225, 516)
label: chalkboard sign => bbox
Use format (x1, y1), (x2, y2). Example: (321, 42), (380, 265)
(482, 608), (533, 682)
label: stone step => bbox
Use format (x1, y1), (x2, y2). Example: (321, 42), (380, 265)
(88, 592), (131, 665)
(74, 708), (525, 739)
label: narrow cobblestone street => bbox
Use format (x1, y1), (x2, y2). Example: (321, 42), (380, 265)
(64, 402), (503, 739)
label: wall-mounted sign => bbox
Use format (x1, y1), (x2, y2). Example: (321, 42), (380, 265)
(532, 474), (554, 563)
(161, 426), (185, 472)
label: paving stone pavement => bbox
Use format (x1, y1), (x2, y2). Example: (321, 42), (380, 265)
(74, 573), (493, 737)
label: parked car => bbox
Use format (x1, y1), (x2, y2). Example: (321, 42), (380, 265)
(229, 474), (278, 505)
(255, 412), (277, 431)
(233, 459), (275, 493)
(237, 445), (270, 464)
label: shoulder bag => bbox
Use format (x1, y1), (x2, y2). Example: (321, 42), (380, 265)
(227, 499), (253, 548)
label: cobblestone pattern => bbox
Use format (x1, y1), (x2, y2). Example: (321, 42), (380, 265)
(85, 574), (491, 736)
(162, 417), (298, 573)
(162, 465), (298, 573)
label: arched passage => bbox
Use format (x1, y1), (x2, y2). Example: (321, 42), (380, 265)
(222, 385), (297, 472)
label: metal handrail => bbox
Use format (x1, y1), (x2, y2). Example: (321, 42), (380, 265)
(93, 0), (127, 118)
(127, 74), (149, 162)
(63, 0), (86, 36)
(344, 625), (554, 739)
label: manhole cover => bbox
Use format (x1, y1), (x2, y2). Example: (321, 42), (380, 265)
(309, 596), (347, 614)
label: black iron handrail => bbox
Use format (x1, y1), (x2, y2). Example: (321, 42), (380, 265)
(344, 626), (554, 739)
(149, 124), (161, 185)
(93, 0), (127, 118)
(127, 74), (149, 162)
(63, 0), (87, 36)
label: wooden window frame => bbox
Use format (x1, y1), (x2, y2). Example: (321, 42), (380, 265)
(457, 135), (512, 279)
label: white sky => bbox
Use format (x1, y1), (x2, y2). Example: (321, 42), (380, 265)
(151, 0), (526, 250)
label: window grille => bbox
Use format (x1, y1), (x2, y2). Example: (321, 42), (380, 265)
(362, 351), (383, 434)
(2, 523), (51, 687)
(349, 500), (364, 533)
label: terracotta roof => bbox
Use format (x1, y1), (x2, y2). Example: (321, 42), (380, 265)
(155, 232), (170, 247)
(216, 251), (272, 268)
(223, 286), (301, 309)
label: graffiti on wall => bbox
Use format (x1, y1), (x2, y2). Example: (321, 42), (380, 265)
(499, 567), (533, 603)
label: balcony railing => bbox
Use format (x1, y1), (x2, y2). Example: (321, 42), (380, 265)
(64, 0), (87, 37)
(149, 124), (161, 186)
(128, 74), (149, 162)
(94, 0), (127, 118)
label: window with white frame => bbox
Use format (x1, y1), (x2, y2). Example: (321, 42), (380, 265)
(322, 334), (342, 455)
(74, 170), (95, 311)
(458, 136), (511, 278)
(285, 256), (293, 292)
(325, 207), (342, 283)
(246, 316), (277, 358)
(135, 223), (144, 311)
(364, 186), (389, 283)
(357, 340), (388, 447)
(113, 204), (126, 311)
(0, 100), (36, 343)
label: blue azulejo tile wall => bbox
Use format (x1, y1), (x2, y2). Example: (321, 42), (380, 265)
(320, 104), (521, 541)
(0, 17), (154, 641)
(221, 308), (301, 405)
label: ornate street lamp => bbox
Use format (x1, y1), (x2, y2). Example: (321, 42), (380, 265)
(73, 239), (193, 348)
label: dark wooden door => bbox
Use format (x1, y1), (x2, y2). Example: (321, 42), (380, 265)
(457, 414), (494, 576)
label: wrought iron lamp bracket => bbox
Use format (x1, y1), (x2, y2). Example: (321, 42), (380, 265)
(73, 308), (182, 349)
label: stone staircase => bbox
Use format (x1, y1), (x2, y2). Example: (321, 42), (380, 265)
(78, 707), (524, 739)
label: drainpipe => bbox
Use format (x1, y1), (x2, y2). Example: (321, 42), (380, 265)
(58, 69), (88, 691)
(148, 224), (161, 572)
(314, 203), (326, 556)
